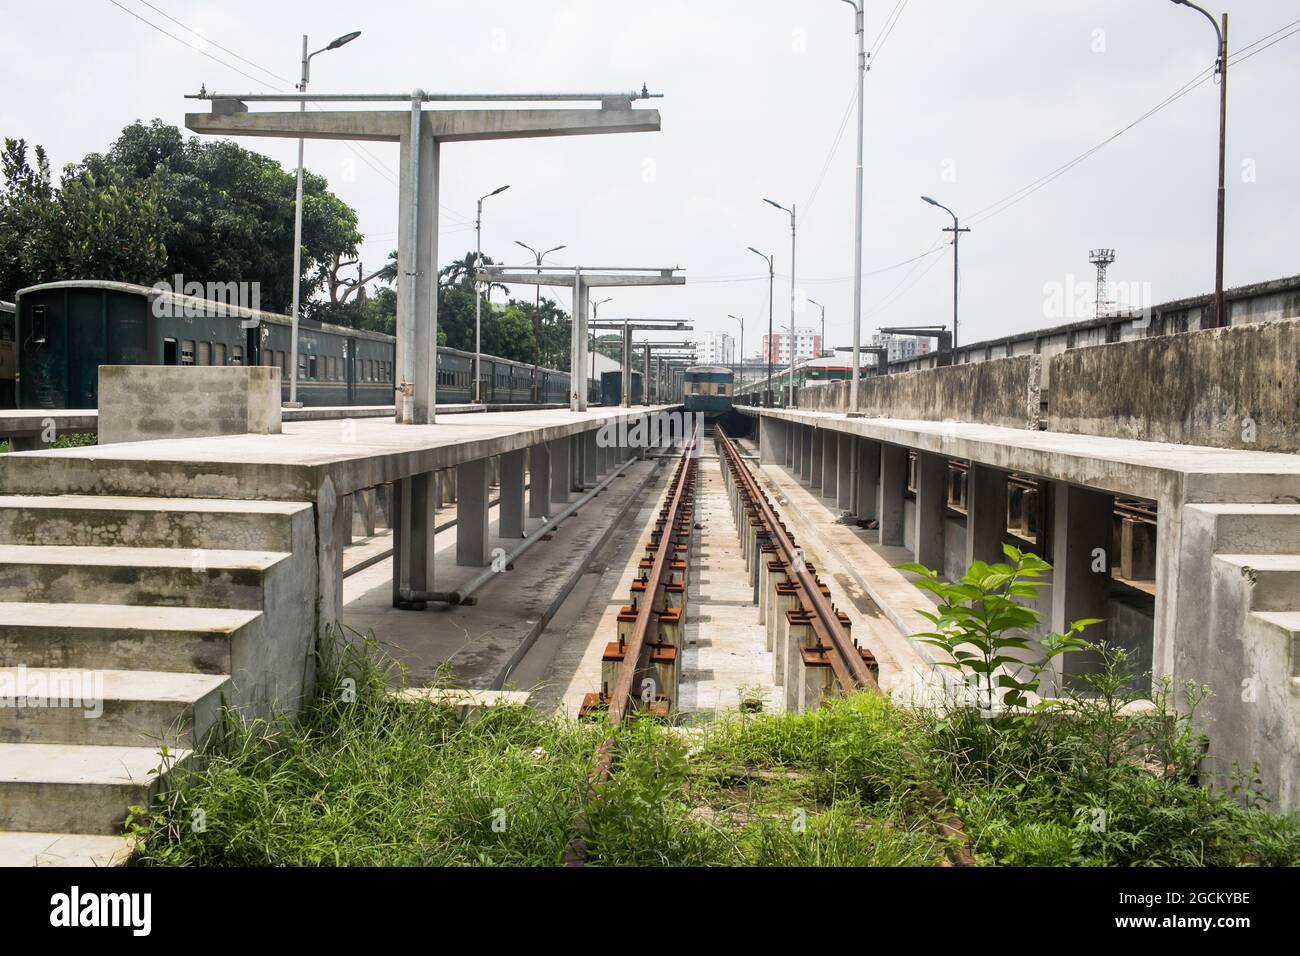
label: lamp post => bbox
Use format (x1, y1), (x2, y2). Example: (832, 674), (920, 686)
(473, 184), (510, 402)
(808, 298), (825, 357)
(590, 296), (612, 402)
(514, 240), (566, 400)
(763, 198), (797, 406)
(748, 247), (775, 406)
(1170, 1), (1228, 327)
(921, 195), (969, 351)
(726, 313), (744, 390)
(288, 29), (361, 407)
(840, 0), (866, 414)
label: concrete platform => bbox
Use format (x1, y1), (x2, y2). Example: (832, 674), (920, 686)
(0, 405), (678, 499)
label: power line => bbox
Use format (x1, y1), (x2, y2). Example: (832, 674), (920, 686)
(868, 0), (911, 67)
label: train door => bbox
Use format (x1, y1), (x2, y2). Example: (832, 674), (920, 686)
(345, 337), (356, 405)
(68, 296), (107, 408)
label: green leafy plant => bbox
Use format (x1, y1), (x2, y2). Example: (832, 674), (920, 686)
(900, 544), (1097, 714)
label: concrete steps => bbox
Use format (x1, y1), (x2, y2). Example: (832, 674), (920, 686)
(0, 668), (228, 747)
(0, 494), (305, 551)
(0, 742), (192, 835)
(0, 544), (290, 609)
(0, 830), (134, 867)
(1193, 503), (1300, 555)
(0, 493), (316, 863)
(1214, 554), (1300, 612)
(1251, 611), (1300, 679)
(0, 602), (260, 674)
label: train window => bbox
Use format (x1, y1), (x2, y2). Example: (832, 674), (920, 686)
(164, 338), (178, 365)
(718, 384), (729, 396)
(230, 346), (242, 366)
(198, 341), (211, 366)
(261, 350), (273, 366)
(31, 304), (47, 344)
(215, 343), (227, 366)
(298, 354), (307, 378)
(308, 356), (318, 379)
(181, 341), (195, 366)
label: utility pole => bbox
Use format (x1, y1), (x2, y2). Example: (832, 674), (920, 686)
(514, 240), (566, 401)
(764, 198), (797, 406)
(809, 298), (825, 357)
(473, 184), (509, 402)
(921, 196), (969, 351)
(748, 247), (775, 407)
(288, 30), (361, 406)
(841, 0), (866, 415)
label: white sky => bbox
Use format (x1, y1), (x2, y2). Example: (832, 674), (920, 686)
(2, 0), (1297, 356)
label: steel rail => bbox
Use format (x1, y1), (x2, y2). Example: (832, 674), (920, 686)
(565, 433), (698, 865)
(716, 429), (877, 691)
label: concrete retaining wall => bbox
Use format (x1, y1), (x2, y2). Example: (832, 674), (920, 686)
(1049, 317), (1300, 453)
(798, 354), (1042, 429)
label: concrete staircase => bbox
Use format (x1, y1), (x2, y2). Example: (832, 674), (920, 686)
(1181, 503), (1300, 808)
(0, 494), (315, 866)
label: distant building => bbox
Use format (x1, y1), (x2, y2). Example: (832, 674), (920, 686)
(699, 331), (735, 365)
(762, 327), (821, 364)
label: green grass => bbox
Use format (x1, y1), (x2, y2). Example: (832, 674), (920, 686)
(126, 635), (1300, 867)
(0, 432), (96, 453)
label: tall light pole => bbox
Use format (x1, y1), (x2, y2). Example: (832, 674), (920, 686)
(748, 247), (775, 407)
(288, 29), (361, 407)
(514, 240), (565, 400)
(473, 184), (510, 402)
(590, 296), (612, 402)
(841, 0), (866, 415)
(763, 198), (797, 406)
(726, 313), (744, 389)
(1171, 1), (1228, 327)
(921, 195), (969, 352)
(808, 298), (826, 357)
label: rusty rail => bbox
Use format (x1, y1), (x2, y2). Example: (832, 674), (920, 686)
(566, 430), (699, 865)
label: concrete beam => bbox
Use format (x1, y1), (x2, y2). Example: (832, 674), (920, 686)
(760, 416), (787, 465)
(499, 448), (527, 539)
(186, 108), (661, 144)
(967, 462), (1010, 567)
(456, 458), (491, 567)
(913, 451), (948, 571)
(529, 443), (551, 519)
(878, 444), (907, 547)
(1051, 482), (1114, 686)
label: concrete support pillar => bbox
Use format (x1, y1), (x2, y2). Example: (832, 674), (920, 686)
(529, 443), (551, 519)
(913, 450), (948, 572)
(966, 462), (1009, 568)
(396, 122), (439, 423)
(785, 421), (795, 468)
(792, 424), (804, 476)
(855, 438), (880, 521)
(759, 416), (787, 465)
(392, 471), (436, 606)
(456, 458), (491, 567)
(583, 430), (599, 484)
(878, 444), (907, 546)
(836, 433), (853, 511)
(1051, 482), (1114, 686)
(821, 431), (838, 499)
(499, 448), (527, 539)
(549, 438), (571, 506)
(810, 430), (823, 488)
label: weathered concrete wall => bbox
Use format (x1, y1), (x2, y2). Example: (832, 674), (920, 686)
(98, 365), (282, 444)
(1049, 317), (1300, 453)
(798, 354), (1041, 429)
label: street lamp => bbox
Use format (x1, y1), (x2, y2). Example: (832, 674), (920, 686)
(748, 247), (775, 407)
(590, 296), (612, 401)
(726, 313), (744, 390)
(840, 0), (866, 415)
(288, 29), (361, 407)
(473, 184), (510, 402)
(763, 197), (798, 406)
(921, 195), (970, 351)
(514, 240), (566, 400)
(1170, 0), (1228, 327)
(808, 298), (826, 357)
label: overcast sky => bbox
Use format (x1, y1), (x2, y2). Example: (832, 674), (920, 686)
(3, 0), (1297, 356)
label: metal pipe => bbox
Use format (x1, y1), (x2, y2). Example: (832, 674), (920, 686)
(843, 0), (866, 417)
(288, 34), (308, 408)
(189, 90), (663, 103)
(399, 448), (643, 605)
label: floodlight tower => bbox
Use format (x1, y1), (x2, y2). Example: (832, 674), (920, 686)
(1089, 248), (1116, 319)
